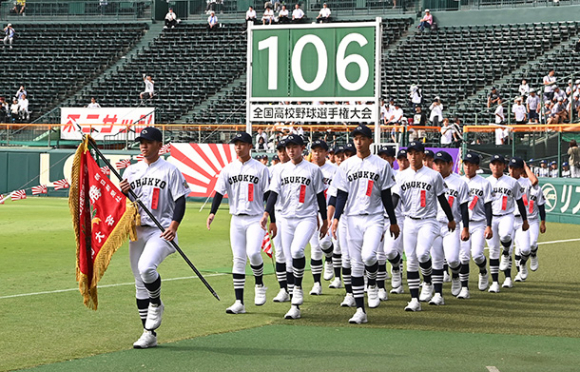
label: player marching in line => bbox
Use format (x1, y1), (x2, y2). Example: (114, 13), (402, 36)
(308, 140), (338, 296)
(269, 140), (293, 303)
(206, 132), (270, 314)
(394, 141), (455, 312)
(431, 151), (470, 303)
(507, 158), (546, 282)
(331, 125), (400, 324)
(459, 152), (493, 295)
(119, 127), (191, 349)
(261, 134), (328, 319)
(486, 154), (529, 292)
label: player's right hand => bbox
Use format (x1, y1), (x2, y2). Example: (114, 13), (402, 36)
(331, 218), (339, 240)
(206, 213), (215, 230)
(269, 222), (277, 238)
(448, 220), (456, 232)
(119, 179), (131, 194)
(260, 213), (269, 231)
(484, 226), (493, 239)
(389, 224), (400, 239)
(319, 219), (328, 239)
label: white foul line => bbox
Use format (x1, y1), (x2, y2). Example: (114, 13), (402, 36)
(0, 273), (227, 300)
(486, 367), (501, 372)
(537, 238), (580, 245)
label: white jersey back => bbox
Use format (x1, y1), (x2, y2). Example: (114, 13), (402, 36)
(124, 157), (191, 228)
(269, 159), (325, 218)
(333, 154), (396, 216)
(488, 174), (522, 215)
(462, 174), (493, 222)
(319, 161), (338, 202)
(437, 172), (469, 223)
(270, 163), (285, 212)
(214, 158), (269, 216)
(516, 177), (544, 219)
(397, 165), (445, 219)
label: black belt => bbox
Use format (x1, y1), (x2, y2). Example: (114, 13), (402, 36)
(493, 214), (508, 217)
(407, 216), (422, 220)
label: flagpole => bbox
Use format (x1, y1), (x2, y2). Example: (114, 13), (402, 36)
(83, 134), (220, 301)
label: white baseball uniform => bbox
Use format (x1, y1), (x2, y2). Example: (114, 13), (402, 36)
(510, 176), (532, 258)
(214, 158), (270, 275)
(309, 161), (337, 261)
(486, 174), (522, 260)
(524, 181), (545, 254)
(382, 171), (405, 268)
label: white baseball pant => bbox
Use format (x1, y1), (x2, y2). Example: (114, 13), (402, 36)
(229, 215), (264, 275)
(338, 216), (351, 268)
(486, 214), (515, 259)
(280, 216), (318, 260)
(346, 214), (384, 277)
(404, 217), (439, 272)
(431, 221), (460, 270)
(383, 219), (404, 262)
(309, 216), (333, 260)
(274, 216), (287, 265)
(130, 226), (176, 298)
(459, 220), (487, 265)
(512, 216), (533, 256)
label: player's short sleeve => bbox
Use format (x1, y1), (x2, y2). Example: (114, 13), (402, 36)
(312, 166), (325, 195)
(482, 179), (493, 203)
(535, 185), (546, 206)
(260, 165), (270, 196)
(433, 172), (446, 196)
(269, 165), (282, 194)
(214, 165), (228, 196)
(513, 179), (523, 200)
(391, 182), (401, 197)
(458, 179), (470, 205)
(169, 167), (191, 201)
(380, 161), (396, 190)
(333, 165), (348, 193)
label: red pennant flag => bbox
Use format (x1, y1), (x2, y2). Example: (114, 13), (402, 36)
(261, 232), (273, 258)
(0, 194), (5, 204)
(100, 166), (111, 175)
(11, 190), (27, 200)
(159, 144), (171, 155)
(69, 136), (139, 310)
(115, 159), (131, 169)
(135, 154), (145, 162)
(54, 179), (70, 190)
(32, 185), (48, 195)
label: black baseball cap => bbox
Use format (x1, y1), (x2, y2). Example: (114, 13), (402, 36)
(285, 134), (304, 147)
(490, 154), (506, 164)
(135, 127), (162, 142)
(407, 141), (425, 153)
(396, 149), (407, 159)
(352, 124), (373, 138)
(509, 157), (524, 168)
(424, 149), (435, 158)
(230, 132), (252, 144)
(334, 145), (346, 155)
(261, 154), (269, 160)
(311, 140), (329, 151)
(272, 154), (279, 161)
(276, 139), (287, 150)
(378, 146), (396, 157)
(434, 151), (453, 163)
(463, 152), (480, 165)
(540, 160), (547, 164)
(345, 143), (355, 154)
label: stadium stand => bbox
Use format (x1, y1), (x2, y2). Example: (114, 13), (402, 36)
(0, 23), (148, 121)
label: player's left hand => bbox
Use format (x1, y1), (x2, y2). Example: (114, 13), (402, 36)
(206, 213), (215, 230)
(160, 226), (177, 241)
(522, 220), (529, 231)
(461, 227), (470, 241)
(448, 220), (456, 232)
(319, 219), (328, 239)
(260, 213), (269, 231)
(484, 226), (493, 240)
(269, 222), (277, 238)
(540, 221), (546, 233)
(331, 218), (339, 240)
(389, 224), (400, 239)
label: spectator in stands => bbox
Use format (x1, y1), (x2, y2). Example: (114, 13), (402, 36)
(207, 11), (219, 32)
(408, 105), (426, 141)
(526, 89), (541, 124)
(277, 5), (290, 24)
(316, 3), (331, 23)
(12, 0), (25, 15)
(292, 4), (305, 23)
(543, 69), (556, 101)
(440, 118), (455, 148)
(0, 97), (8, 123)
(386, 102), (403, 125)
(566, 79), (574, 96)
(512, 97), (527, 124)
(487, 87), (501, 109)
(429, 96), (443, 127)
(418, 9), (433, 32)
(205, 0), (217, 14)
(412, 105), (427, 126)
(164, 8), (178, 29)
(568, 140), (580, 178)
(140, 75), (154, 100)
(562, 162), (571, 178)
(494, 99), (509, 145)
(15, 86), (26, 100)
(245, 6), (257, 24)
(569, 94), (580, 122)
(549, 161), (558, 178)
(87, 97), (101, 108)
(10, 99), (19, 122)
(262, 5), (274, 25)
(18, 94), (29, 122)
(548, 97), (567, 124)
(256, 127), (267, 144)
(256, 137), (268, 151)
(3, 24), (15, 49)
(537, 160), (549, 177)
(452, 117), (463, 147)
(409, 84), (422, 109)
(552, 86), (566, 104)
(518, 79), (529, 101)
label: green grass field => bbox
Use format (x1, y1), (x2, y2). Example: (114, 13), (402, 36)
(2, 198), (580, 372)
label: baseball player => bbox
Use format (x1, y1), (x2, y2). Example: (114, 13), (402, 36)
(270, 140), (292, 303)
(486, 154), (529, 293)
(459, 152), (493, 296)
(507, 158), (545, 282)
(261, 134), (328, 320)
(431, 151), (470, 303)
(331, 124), (400, 324)
(423, 149), (435, 169)
(394, 141), (454, 312)
(119, 127), (190, 349)
(308, 140), (337, 295)
(206, 132), (270, 314)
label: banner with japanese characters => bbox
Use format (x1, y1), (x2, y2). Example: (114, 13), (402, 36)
(540, 179), (580, 224)
(249, 104), (377, 123)
(60, 107), (155, 141)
